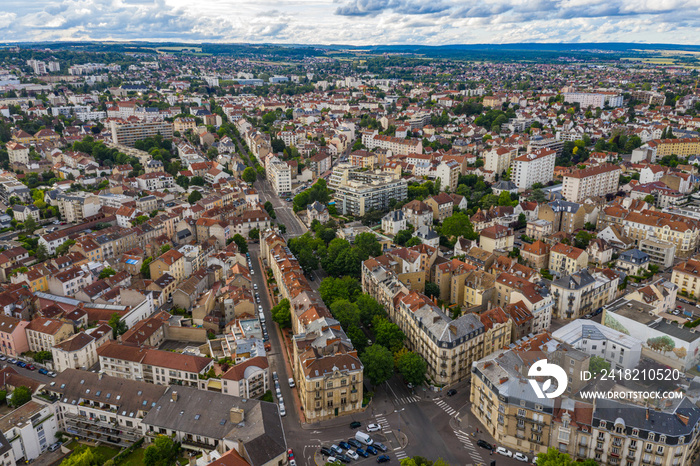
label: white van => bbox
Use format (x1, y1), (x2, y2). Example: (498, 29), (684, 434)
(355, 431), (373, 445)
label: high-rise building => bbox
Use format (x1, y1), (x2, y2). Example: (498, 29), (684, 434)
(562, 163), (621, 202)
(512, 148), (556, 190)
(109, 120), (174, 147)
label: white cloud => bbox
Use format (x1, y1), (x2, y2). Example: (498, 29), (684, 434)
(0, 0), (699, 45)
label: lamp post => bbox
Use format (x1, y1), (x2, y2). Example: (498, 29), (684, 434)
(394, 408), (405, 432)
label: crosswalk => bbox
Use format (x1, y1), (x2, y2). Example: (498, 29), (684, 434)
(394, 447), (408, 460)
(454, 430), (484, 466)
(434, 399), (457, 416)
(373, 414), (407, 461)
(395, 395), (419, 405)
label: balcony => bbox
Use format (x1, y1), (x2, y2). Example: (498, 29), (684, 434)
(64, 414), (141, 446)
(182, 437), (216, 451)
(627, 452), (637, 460)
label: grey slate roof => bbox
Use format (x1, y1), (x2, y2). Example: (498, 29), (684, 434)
(552, 269), (596, 290)
(619, 248), (650, 264)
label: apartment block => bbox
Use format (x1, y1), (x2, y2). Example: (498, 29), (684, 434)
(550, 268), (620, 319)
(562, 164), (621, 203)
(330, 164), (407, 216)
(109, 120), (174, 147)
(266, 156), (292, 196)
(512, 148), (556, 190)
(549, 243), (589, 277)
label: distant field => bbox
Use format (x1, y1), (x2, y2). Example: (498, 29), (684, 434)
(157, 46), (202, 52)
(621, 57), (678, 64)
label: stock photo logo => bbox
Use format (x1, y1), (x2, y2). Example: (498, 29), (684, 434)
(528, 359), (567, 399)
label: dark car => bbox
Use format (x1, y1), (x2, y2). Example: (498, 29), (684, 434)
(374, 442), (387, 452)
(17, 361), (26, 368)
(447, 389), (457, 396)
(357, 448), (369, 458)
(366, 445), (378, 455)
(347, 439), (362, 449)
(336, 454), (351, 463)
(38, 368), (48, 375)
(339, 441), (351, 450)
(320, 447), (333, 456)
(350, 421), (361, 429)
(377, 455), (391, 463)
(477, 439), (494, 450)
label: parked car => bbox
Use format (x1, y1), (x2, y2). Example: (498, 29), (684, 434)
(335, 454), (351, 464)
(0, 355), (6, 361)
(279, 404), (286, 416)
(289, 460), (297, 466)
(346, 450), (359, 460)
(673, 309), (681, 315)
(514, 452), (529, 462)
(17, 361), (26, 368)
(320, 447), (333, 456)
(288, 377), (295, 388)
(373, 442), (387, 452)
(356, 448), (369, 458)
(38, 368), (48, 375)
(447, 389), (457, 396)
(331, 445), (343, 455)
(347, 439), (362, 449)
(366, 445), (378, 455)
(496, 447), (513, 457)
(287, 449), (295, 461)
(350, 421), (361, 429)
(48, 442), (61, 452)
(477, 440), (493, 450)
(367, 423), (381, 432)
(338, 441), (351, 450)
(48, 371), (57, 377)
(377, 455), (391, 463)
(272, 371), (278, 381)
(26, 364), (35, 371)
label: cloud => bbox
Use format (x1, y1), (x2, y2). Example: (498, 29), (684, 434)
(335, 0), (450, 16)
(0, 0), (699, 45)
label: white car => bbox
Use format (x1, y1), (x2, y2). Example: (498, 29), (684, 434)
(496, 447), (513, 457)
(288, 377), (296, 388)
(345, 450), (359, 460)
(279, 404), (286, 416)
(367, 423), (381, 432)
(514, 452), (528, 462)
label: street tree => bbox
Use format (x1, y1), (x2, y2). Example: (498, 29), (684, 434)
(361, 344), (394, 386)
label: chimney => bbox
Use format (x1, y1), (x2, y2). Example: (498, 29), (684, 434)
(172, 391), (178, 402)
(230, 406), (245, 424)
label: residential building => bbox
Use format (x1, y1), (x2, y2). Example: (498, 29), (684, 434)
(552, 319), (642, 370)
(521, 240), (550, 270)
(57, 192), (101, 224)
(381, 210), (406, 235)
(484, 146), (517, 177)
(479, 225), (514, 253)
(424, 192), (454, 223)
(563, 91), (623, 108)
(149, 249), (185, 282)
(615, 249), (650, 276)
(550, 269), (620, 319)
(526, 219), (553, 241)
(109, 120), (174, 147)
(639, 238), (676, 269)
(330, 164), (407, 216)
(538, 200), (585, 235)
(141, 385), (287, 462)
(25, 317), (74, 352)
(512, 148), (556, 190)
(549, 243), (589, 277)
(6, 142), (29, 165)
(364, 133), (422, 155)
(266, 156), (292, 196)
(672, 258), (700, 297)
(51, 332), (100, 372)
(0, 401), (57, 462)
(562, 164), (621, 202)
(0, 316), (29, 358)
(622, 209), (700, 258)
(402, 200), (433, 229)
(220, 356), (270, 399)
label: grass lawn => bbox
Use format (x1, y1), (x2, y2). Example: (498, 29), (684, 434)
(118, 447), (145, 466)
(68, 443), (120, 461)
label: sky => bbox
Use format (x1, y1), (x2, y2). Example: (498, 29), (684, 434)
(1, 0), (700, 45)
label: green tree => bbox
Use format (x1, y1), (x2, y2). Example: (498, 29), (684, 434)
(330, 299), (361, 329)
(589, 356), (611, 376)
(132, 215), (149, 226)
(56, 239), (76, 256)
(354, 232), (381, 260)
(394, 229), (413, 246)
(643, 194), (656, 204)
(373, 317), (406, 353)
(424, 282), (440, 299)
(355, 294), (386, 326)
(319, 276), (361, 306)
(347, 325), (368, 355)
(528, 188), (547, 203)
(231, 234), (248, 254)
(271, 299), (291, 328)
(190, 176), (205, 186)
(396, 351), (427, 386)
(405, 237), (422, 247)
(23, 215), (37, 233)
(33, 351), (53, 363)
(98, 267), (117, 279)
(36, 244), (49, 262)
(242, 167), (257, 183)
(144, 435), (181, 466)
(140, 257), (153, 278)
(188, 190), (203, 204)
(249, 228), (260, 240)
(440, 212), (477, 240)
(574, 231), (594, 249)
(108, 313), (128, 339)
(9, 386), (31, 407)
(535, 447), (577, 466)
(59, 447), (100, 466)
(361, 344), (394, 386)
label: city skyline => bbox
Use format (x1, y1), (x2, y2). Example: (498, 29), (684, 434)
(1, 0), (700, 45)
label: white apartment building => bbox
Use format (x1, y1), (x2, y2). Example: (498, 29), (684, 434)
(109, 120), (174, 147)
(362, 131), (423, 155)
(266, 156), (292, 196)
(0, 401), (58, 463)
(330, 164), (407, 216)
(563, 92), (624, 108)
(6, 142), (29, 165)
(484, 146), (517, 176)
(562, 163), (621, 202)
(512, 148), (556, 190)
(57, 192), (101, 223)
(552, 319), (642, 370)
